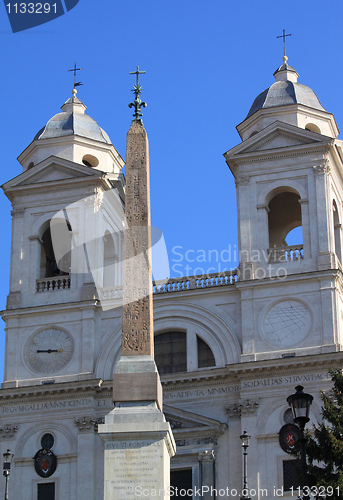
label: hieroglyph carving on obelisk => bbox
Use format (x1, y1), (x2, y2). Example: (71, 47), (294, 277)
(121, 117), (154, 357)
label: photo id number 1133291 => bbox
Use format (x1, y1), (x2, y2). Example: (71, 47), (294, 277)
(5, 3), (57, 13)
(291, 486), (340, 497)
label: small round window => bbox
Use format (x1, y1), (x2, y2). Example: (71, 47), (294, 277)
(41, 433), (54, 450)
(82, 154), (99, 168)
(283, 408), (294, 424)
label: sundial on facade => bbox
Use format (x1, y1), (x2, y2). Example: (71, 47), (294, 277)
(262, 300), (311, 347)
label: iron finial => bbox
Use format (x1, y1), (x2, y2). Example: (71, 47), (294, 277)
(128, 65), (147, 124)
(276, 29), (292, 59)
(68, 62), (83, 92)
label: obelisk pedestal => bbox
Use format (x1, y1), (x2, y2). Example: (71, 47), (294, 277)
(98, 80), (175, 499)
(100, 382), (175, 499)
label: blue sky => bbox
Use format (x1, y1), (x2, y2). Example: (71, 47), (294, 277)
(0, 0), (343, 379)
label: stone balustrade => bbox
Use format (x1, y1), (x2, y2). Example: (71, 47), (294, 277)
(36, 271), (239, 295)
(153, 270), (238, 294)
(36, 276), (71, 292)
(268, 245), (304, 263)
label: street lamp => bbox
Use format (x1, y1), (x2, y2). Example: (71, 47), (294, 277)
(240, 431), (251, 500)
(287, 385), (313, 500)
(3, 450), (14, 500)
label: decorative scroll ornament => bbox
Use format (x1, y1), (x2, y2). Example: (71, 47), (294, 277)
(176, 437), (216, 447)
(313, 159), (331, 175)
(198, 450), (215, 462)
(0, 424), (18, 438)
(74, 416), (104, 432)
(128, 66), (147, 124)
(225, 399), (259, 418)
(235, 176), (249, 187)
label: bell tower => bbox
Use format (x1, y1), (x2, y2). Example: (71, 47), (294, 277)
(2, 89), (126, 388)
(0, 88), (128, 499)
(224, 57), (343, 361)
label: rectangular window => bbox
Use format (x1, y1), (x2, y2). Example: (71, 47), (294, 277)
(283, 460), (301, 491)
(37, 482), (55, 500)
(170, 469), (192, 498)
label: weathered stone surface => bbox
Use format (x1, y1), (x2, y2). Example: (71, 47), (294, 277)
(122, 121), (153, 357)
(112, 372), (163, 411)
(100, 403), (175, 500)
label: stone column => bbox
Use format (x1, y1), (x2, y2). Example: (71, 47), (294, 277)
(80, 308), (95, 377)
(236, 178), (254, 280)
(299, 199), (310, 259)
(314, 162), (334, 270)
(199, 450), (215, 499)
(9, 208), (25, 293)
(75, 417), (97, 499)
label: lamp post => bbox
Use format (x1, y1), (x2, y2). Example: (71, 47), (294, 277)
(287, 385), (313, 500)
(3, 450), (13, 500)
(240, 431), (251, 500)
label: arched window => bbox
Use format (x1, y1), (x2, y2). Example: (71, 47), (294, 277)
(268, 191), (302, 248)
(103, 231), (116, 287)
(154, 332), (187, 374)
(333, 200), (342, 263)
(40, 219), (72, 278)
(197, 336), (215, 368)
(154, 331), (216, 374)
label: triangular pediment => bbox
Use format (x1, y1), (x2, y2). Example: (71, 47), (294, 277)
(164, 404), (226, 432)
(163, 405), (227, 447)
(224, 121), (331, 159)
(244, 130), (317, 152)
(20, 164), (85, 185)
(3, 156), (104, 190)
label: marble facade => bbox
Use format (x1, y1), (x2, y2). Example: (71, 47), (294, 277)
(1, 59), (343, 499)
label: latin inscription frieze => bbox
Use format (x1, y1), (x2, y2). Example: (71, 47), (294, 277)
(241, 371), (331, 390)
(0, 397), (114, 415)
(163, 384), (240, 400)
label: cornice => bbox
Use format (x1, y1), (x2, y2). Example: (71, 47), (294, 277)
(236, 105), (339, 139)
(0, 355), (341, 402)
(18, 134), (124, 167)
(228, 143), (332, 171)
(234, 268), (342, 290)
(3, 175), (112, 201)
(1, 299), (99, 320)
(227, 352), (343, 378)
(161, 351), (343, 389)
(0, 378), (106, 401)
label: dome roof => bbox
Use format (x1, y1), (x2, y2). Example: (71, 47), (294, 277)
(246, 59), (326, 119)
(34, 91), (112, 144)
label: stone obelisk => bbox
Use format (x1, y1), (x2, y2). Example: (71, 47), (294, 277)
(98, 67), (175, 500)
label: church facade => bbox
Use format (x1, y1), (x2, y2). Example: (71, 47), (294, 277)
(1, 57), (343, 499)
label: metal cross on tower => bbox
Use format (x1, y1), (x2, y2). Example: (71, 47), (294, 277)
(277, 29), (292, 56)
(130, 65), (146, 87)
(129, 65), (147, 124)
(68, 63), (83, 89)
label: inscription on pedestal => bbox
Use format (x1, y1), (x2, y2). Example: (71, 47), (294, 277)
(104, 439), (164, 499)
